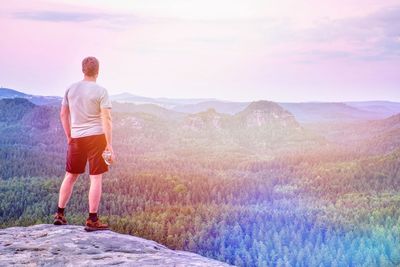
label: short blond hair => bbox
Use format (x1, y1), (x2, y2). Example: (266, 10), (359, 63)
(82, 56), (99, 76)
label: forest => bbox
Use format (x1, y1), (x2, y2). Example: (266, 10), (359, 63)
(0, 98), (399, 266)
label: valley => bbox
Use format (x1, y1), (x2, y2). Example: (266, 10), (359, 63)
(0, 88), (399, 266)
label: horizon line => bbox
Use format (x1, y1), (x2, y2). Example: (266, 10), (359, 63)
(1, 86), (399, 104)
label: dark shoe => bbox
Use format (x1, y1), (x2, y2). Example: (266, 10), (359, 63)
(84, 218), (109, 232)
(53, 213), (67, 225)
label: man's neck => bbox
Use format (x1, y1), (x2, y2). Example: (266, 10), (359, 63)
(83, 75), (97, 82)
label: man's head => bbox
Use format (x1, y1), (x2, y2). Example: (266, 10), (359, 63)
(82, 56), (99, 77)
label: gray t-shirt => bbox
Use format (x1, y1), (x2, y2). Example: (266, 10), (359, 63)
(62, 80), (112, 138)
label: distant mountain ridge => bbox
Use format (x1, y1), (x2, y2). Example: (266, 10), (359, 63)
(0, 98), (35, 122)
(279, 102), (384, 123)
(2, 88), (400, 124)
(184, 108), (229, 130)
(111, 92), (217, 108)
(172, 100), (248, 115)
(0, 88), (61, 106)
(108, 92), (400, 123)
(109, 91), (400, 123)
(0, 97), (317, 159)
(1, 95), (399, 177)
(0, 88), (28, 98)
(182, 101), (300, 131)
(345, 101), (400, 118)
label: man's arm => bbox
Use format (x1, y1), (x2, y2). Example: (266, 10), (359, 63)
(101, 108), (115, 162)
(60, 105), (72, 144)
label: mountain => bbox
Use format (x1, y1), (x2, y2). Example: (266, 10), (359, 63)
(226, 100), (319, 151)
(172, 101), (249, 115)
(157, 98), (400, 124)
(181, 101), (301, 132)
(111, 92), (400, 124)
(112, 102), (186, 121)
(177, 101), (320, 154)
(234, 100), (300, 129)
(0, 97), (320, 172)
(345, 101), (400, 118)
(0, 87), (28, 98)
(0, 224), (230, 266)
(279, 102), (384, 123)
(111, 92), (217, 108)
(0, 98), (65, 178)
(370, 113), (400, 132)
(360, 113), (400, 154)
(111, 92), (163, 105)
(304, 112), (400, 155)
(183, 108), (230, 130)
(0, 97), (62, 139)
(177, 100), (400, 123)
(1, 88), (397, 154)
(0, 98), (35, 123)
(3, 88), (400, 124)
(0, 98), (60, 129)
(0, 88), (61, 106)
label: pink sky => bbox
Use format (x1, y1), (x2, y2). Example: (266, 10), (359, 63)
(0, 0), (399, 102)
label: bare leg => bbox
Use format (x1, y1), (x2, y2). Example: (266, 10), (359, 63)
(58, 172), (80, 208)
(89, 174), (103, 213)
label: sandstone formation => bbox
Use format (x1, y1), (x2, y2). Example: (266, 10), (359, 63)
(0, 224), (232, 267)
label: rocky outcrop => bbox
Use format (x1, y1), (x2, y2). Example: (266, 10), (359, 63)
(183, 108), (228, 130)
(0, 224), (232, 267)
(234, 100), (300, 129)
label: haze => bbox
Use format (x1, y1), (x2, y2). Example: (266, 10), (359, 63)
(0, 0), (399, 102)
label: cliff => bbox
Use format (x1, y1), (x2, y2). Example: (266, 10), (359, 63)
(0, 224), (232, 266)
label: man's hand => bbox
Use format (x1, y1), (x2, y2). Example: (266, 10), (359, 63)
(67, 136), (73, 145)
(105, 144), (116, 164)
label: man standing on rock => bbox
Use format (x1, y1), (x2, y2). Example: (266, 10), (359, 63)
(54, 56), (115, 231)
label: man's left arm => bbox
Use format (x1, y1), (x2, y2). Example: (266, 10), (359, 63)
(99, 88), (114, 162)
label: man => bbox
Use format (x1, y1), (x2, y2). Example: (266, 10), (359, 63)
(53, 56), (115, 232)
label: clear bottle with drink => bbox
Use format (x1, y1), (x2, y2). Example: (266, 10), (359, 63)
(102, 150), (112, 165)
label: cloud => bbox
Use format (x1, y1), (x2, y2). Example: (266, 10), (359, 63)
(298, 50), (351, 62)
(12, 10), (140, 26)
(14, 11), (102, 22)
(9, 4), (400, 62)
(301, 6), (400, 61)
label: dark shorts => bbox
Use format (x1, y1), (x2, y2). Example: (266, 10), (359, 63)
(66, 134), (108, 175)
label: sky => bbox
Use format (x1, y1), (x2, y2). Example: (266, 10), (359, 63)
(0, 0), (399, 102)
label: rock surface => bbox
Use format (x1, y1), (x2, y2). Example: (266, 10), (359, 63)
(0, 224), (232, 267)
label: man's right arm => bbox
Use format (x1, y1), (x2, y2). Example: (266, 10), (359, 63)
(60, 104), (72, 144)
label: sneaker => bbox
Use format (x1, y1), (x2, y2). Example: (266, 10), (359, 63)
(53, 212), (67, 225)
(84, 218), (109, 232)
